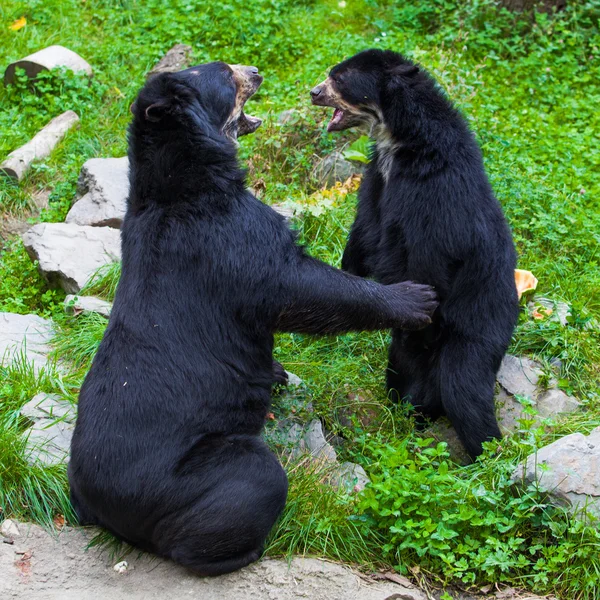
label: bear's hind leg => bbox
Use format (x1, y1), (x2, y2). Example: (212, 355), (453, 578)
(437, 337), (501, 459)
(387, 330), (444, 423)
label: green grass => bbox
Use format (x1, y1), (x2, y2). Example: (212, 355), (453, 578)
(1, 0), (600, 597)
(0, 354), (77, 525)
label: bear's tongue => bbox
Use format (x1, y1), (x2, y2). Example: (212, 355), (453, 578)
(327, 108), (344, 132)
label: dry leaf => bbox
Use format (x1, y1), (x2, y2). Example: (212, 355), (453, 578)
(9, 16), (27, 31)
(266, 412), (275, 420)
(53, 514), (65, 529)
(14, 550), (33, 576)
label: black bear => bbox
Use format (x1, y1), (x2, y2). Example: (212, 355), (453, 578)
(68, 61), (438, 576)
(310, 49), (519, 459)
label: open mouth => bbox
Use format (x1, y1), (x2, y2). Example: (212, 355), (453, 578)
(227, 65), (264, 139)
(328, 108), (346, 132)
(237, 111), (262, 136)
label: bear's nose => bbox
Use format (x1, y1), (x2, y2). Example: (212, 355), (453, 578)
(249, 66), (259, 75)
(310, 86), (322, 98)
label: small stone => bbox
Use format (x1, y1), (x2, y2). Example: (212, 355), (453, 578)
(534, 296), (571, 326)
(303, 420), (337, 463)
(512, 427), (600, 518)
(1, 519), (20, 538)
(313, 151), (360, 187)
(535, 388), (580, 419)
(22, 223), (121, 293)
(496, 354), (542, 399)
(65, 157), (129, 228)
(330, 462), (370, 493)
(25, 419), (74, 466)
(271, 203), (296, 222)
(20, 393), (75, 423)
(64, 295), (112, 318)
(0, 312), (54, 372)
(285, 371), (303, 387)
(113, 560), (128, 573)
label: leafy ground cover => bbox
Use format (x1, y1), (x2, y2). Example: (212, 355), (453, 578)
(1, 1), (599, 598)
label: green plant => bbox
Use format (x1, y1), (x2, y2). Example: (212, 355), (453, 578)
(0, 355), (77, 525)
(355, 434), (600, 597)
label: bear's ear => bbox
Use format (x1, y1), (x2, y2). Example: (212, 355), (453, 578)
(144, 101), (172, 122)
(390, 64), (419, 79)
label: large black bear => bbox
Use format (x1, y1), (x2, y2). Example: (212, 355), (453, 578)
(310, 49), (519, 459)
(68, 61), (438, 576)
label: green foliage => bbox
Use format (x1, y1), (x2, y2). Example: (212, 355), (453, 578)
(0, 355), (76, 525)
(342, 135), (372, 164)
(0, 1), (599, 597)
(266, 460), (384, 567)
(0, 240), (64, 316)
(355, 435), (600, 597)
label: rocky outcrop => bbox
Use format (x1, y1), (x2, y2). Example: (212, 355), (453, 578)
(512, 427), (600, 518)
(65, 157), (129, 228)
(22, 223), (121, 293)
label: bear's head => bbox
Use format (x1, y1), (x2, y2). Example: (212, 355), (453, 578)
(131, 62), (263, 141)
(310, 49), (434, 136)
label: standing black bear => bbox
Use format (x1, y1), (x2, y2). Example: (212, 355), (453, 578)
(68, 61), (438, 576)
(310, 49), (519, 459)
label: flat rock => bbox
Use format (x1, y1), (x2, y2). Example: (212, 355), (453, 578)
(284, 371), (303, 387)
(512, 427), (600, 518)
(330, 461), (370, 493)
(496, 354), (542, 399)
(22, 223), (121, 293)
(20, 393), (75, 423)
(65, 294), (112, 318)
(0, 523), (426, 600)
(304, 419), (338, 463)
(25, 419), (74, 466)
(531, 296), (571, 326)
(66, 157), (129, 228)
(0, 312), (53, 372)
(4, 45), (92, 86)
(313, 151), (360, 187)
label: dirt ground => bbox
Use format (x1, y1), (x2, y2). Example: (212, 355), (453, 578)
(0, 522), (424, 600)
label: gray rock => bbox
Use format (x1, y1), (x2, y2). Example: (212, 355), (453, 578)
(0, 519), (20, 539)
(270, 203), (296, 222)
(64, 294), (112, 318)
(25, 419), (74, 466)
(285, 371), (303, 387)
(313, 151), (359, 187)
(20, 393), (75, 423)
(497, 354), (542, 399)
(533, 296), (571, 326)
(536, 388), (580, 419)
(512, 427), (600, 518)
(65, 157), (129, 228)
(0, 312), (54, 372)
(304, 419), (338, 463)
(330, 462), (370, 493)
(22, 223), (121, 293)
(425, 419), (472, 465)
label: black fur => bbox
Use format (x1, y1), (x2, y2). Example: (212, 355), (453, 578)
(68, 62), (438, 576)
(315, 50), (519, 458)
